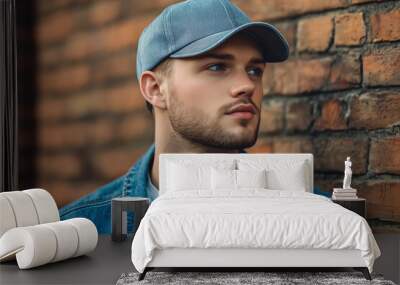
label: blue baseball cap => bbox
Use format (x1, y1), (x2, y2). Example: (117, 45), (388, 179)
(136, 0), (289, 81)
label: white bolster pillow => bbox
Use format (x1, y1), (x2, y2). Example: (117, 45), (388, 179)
(0, 191), (40, 228)
(23, 188), (60, 224)
(0, 189), (60, 238)
(0, 218), (98, 269)
(64, 218), (98, 257)
(0, 196), (17, 237)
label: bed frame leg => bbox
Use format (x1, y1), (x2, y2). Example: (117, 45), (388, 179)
(138, 268), (148, 281)
(354, 267), (371, 280)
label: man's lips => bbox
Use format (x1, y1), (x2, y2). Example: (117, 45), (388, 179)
(227, 111), (254, 120)
(226, 104), (257, 114)
(225, 104), (257, 120)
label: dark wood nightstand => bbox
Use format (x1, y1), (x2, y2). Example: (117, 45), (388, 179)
(111, 197), (150, 242)
(332, 198), (366, 218)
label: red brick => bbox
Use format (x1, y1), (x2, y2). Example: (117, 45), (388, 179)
(38, 82), (145, 122)
(313, 99), (347, 131)
(36, 10), (76, 44)
(249, 137), (313, 153)
(37, 0), (75, 16)
(286, 100), (313, 131)
(90, 119), (122, 145)
(355, 180), (400, 222)
(104, 18), (143, 50)
(259, 100), (284, 133)
(274, 22), (296, 54)
(124, 0), (181, 17)
(370, 137), (400, 174)
(334, 12), (366, 46)
(83, 114), (152, 147)
(118, 113), (154, 142)
(102, 83), (145, 113)
(38, 120), (111, 149)
(38, 47), (63, 68)
(297, 15), (333, 52)
(92, 50), (136, 84)
(363, 47), (400, 86)
(38, 179), (99, 207)
(37, 99), (65, 122)
(38, 113), (153, 150)
(349, 91), (400, 130)
(313, 137), (368, 173)
(329, 54), (361, 90)
(61, 32), (93, 63)
(350, 0), (376, 4)
(262, 64), (275, 94)
(247, 139), (274, 153)
(91, 145), (149, 179)
(92, 16), (152, 55)
(264, 58), (332, 95)
(38, 123), (86, 149)
(88, 1), (121, 26)
(37, 153), (82, 179)
(371, 9), (400, 42)
(50, 15), (153, 64)
(272, 137), (313, 153)
(37, 0), (91, 14)
(39, 65), (90, 95)
(233, 0), (348, 21)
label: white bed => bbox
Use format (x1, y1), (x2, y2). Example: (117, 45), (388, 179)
(131, 153), (381, 281)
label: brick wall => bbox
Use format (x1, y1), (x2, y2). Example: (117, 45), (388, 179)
(26, 0), (174, 206)
(234, 0), (400, 231)
(27, 0), (399, 231)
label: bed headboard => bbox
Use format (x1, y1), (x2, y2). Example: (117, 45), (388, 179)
(159, 153), (314, 195)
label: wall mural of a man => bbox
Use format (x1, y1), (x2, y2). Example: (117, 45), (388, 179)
(59, 0), (289, 234)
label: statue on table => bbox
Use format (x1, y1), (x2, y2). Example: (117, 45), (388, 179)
(342, 156), (353, 189)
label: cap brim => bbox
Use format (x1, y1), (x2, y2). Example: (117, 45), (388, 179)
(169, 22), (289, 62)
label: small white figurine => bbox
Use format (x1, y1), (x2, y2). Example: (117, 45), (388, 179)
(342, 156), (352, 189)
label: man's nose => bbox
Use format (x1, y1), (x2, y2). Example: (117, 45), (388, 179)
(229, 70), (256, 99)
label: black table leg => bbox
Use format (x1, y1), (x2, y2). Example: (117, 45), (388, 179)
(138, 267), (150, 281)
(354, 267), (372, 280)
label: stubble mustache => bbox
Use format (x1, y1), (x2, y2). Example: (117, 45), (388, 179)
(223, 98), (259, 115)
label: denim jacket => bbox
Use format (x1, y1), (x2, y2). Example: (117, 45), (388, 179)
(59, 143), (247, 234)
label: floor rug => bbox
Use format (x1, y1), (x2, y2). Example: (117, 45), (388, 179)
(116, 271), (396, 285)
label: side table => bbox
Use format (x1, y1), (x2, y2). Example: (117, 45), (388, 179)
(332, 198), (366, 218)
(111, 197), (150, 242)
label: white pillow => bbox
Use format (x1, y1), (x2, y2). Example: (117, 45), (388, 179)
(167, 162), (210, 191)
(166, 159), (236, 192)
(236, 169), (267, 188)
(211, 168), (267, 190)
(211, 168), (236, 190)
(237, 159), (308, 192)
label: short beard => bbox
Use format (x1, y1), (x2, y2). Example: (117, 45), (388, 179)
(168, 95), (260, 150)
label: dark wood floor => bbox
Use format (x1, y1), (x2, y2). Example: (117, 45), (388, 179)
(373, 233), (400, 284)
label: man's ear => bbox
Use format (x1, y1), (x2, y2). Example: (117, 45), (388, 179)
(139, 71), (167, 110)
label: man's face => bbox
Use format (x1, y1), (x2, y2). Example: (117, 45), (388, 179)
(165, 33), (265, 149)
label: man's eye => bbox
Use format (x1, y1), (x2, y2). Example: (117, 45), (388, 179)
(248, 67), (264, 77)
(207, 63), (226, 71)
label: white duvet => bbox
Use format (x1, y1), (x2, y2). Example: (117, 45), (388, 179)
(131, 190), (381, 273)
